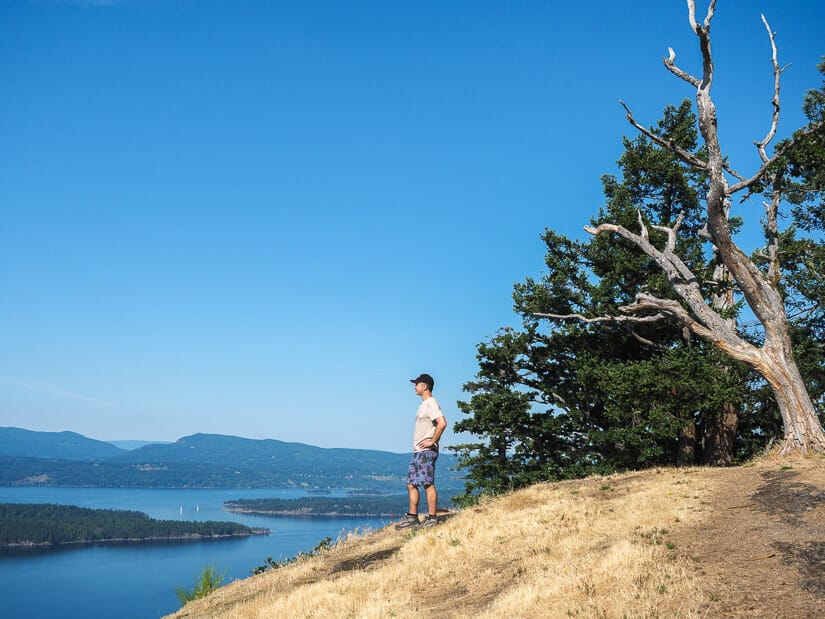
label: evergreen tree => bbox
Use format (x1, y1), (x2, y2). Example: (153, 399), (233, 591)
(453, 47), (825, 496)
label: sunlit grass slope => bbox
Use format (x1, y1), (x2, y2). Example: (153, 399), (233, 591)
(168, 468), (716, 618)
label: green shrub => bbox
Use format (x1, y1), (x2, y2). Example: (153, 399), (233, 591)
(176, 565), (226, 607)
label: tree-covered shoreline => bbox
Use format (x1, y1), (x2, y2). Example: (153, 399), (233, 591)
(0, 503), (269, 548)
(224, 496), (407, 517)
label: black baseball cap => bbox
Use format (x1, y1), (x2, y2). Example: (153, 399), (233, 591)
(410, 373), (434, 389)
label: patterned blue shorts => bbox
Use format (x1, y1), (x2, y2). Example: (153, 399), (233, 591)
(407, 449), (438, 487)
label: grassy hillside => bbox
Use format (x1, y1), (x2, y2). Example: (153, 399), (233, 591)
(166, 456), (825, 618)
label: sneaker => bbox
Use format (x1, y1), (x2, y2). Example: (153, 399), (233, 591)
(415, 515), (439, 528)
(394, 513), (419, 530)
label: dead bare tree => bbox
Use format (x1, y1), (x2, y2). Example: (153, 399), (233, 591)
(545, 1), (825, 455)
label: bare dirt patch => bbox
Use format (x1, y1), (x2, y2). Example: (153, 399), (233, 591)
(668, 459), (825, 618)
(329, 547), (400, 574)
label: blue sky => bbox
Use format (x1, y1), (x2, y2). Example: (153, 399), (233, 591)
(2, 0), (824, 453)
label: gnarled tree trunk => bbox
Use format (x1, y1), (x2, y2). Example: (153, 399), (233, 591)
(702, 402), (737, 465)
(678, 422), (697, 466)
(754, 345), (825, 455)
(576, 1), (825, 456)
(692, 2), (825, 455)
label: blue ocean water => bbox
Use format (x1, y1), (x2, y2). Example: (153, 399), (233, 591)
(0, 487), (394, 619)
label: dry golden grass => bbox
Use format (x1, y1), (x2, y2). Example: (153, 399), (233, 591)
(167, 467), (719, 618)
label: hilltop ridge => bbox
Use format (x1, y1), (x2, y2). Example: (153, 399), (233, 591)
(0, 428), (462, 492)
(167, 458), (825, 618)
(0, 427), (125, 460)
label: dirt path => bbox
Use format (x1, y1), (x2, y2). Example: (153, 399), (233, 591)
(669, 459), (825, 618)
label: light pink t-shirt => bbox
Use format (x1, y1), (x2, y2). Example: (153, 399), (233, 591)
(413, 397), (444, 452)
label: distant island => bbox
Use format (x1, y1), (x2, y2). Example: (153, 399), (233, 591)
(0, 427), (466, 497)
(224, 496), (406, 517)
(0, 503), (269, 548)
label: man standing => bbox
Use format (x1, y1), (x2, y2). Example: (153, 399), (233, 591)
(395, 373), (447, 529)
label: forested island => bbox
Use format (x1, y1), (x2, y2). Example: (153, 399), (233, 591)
(0, 503), (269, 547)
(224, 496), (405, 517)
(0, 430), (467, 499)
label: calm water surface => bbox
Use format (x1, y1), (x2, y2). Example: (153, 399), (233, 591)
(0, 487), (394, 619)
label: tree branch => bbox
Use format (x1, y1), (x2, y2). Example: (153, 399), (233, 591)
(723, 161), (746, 182)
(651, 211), (685, 254)
(754, 15), (783, 164)
(533, 311), (666, 324)
(764, 170), (783, 285)
(787, 301), (821, 322)
(582, 214), (758, 361)
(663, 47), (700, 87)
(638, 210), (649, 242)
(619, 100), (709, 171)
(727, 119), (825, 195)
(586, 211), (695, 283)
(628, 328), (670, 351)
(688, 0), (716, 32)
(621, 293), (718, 342)
(687, 0), (715, 90)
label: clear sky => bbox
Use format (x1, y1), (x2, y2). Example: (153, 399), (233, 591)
(2, 0), (824, 453)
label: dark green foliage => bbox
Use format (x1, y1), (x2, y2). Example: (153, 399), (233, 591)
(453, 80), (825, 499)
(0, 503), (261, 546)
(452, 329), (536, 498)
(577, 347), (745, 469)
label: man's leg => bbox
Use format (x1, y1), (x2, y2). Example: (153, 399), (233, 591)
(407, 483), (419, 515)
(424, 483), (438, 516)
(394, 482), (420, 530)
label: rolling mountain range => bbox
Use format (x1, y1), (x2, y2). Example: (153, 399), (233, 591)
(0, 427), (125, 460)
(0, 427), (462, 493)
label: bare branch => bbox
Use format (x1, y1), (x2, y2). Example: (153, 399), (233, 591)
(584, 222), (617, 236)
(764, 169), (783, 284)
(704, 1), (717, 29)
(550, 392), (568, 408)
(651, 211), (685, 253)
(629, 329), (669, 351)
(687, 0), (698, 32)
(787, 301), (822, 322)
(619, 100), (709, 171)
(533, 311), (666, 324)
(726, 120), (825, 195)
(754, 15), (783, 163)
(583, 214), (757, 357)
(622, 293), (718, 341)
(638, 210), (649, 242)
(688, 0), (716, 32)
(687, 0), (715, 91)
(723, 161), (746, 182)
(663, 47), (700, 87)
(587, 215), (695, 284)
